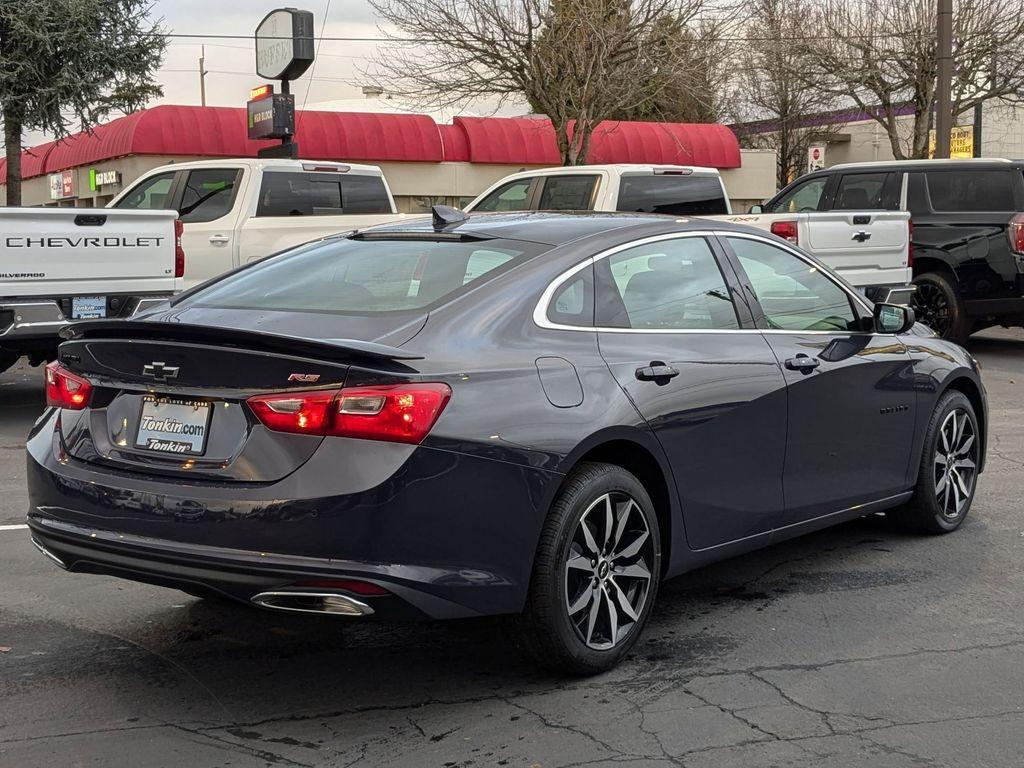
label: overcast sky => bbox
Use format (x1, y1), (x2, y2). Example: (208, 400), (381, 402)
(24, 0), (422, 146)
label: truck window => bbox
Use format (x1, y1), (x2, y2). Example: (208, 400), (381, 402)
(833, 173), (893, 210)
(473, 179), (535, 212)
(179, 169), (240, 223)
(537, 175), (599, 210)
(926, 170), (1016, 212)
(766, 177), (827, 213)
(114, 172), (176, 211)
(256, 172), (390, 216)
(616, 176), (729, 216)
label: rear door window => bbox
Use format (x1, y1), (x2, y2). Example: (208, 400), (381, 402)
(925, 170), (1016, 212)
(595, 237), (740, 329)
(256, 172), (391, 216)
(832, 172), (896, 210)
(178, 168), (241, 223)
(536, 175), (599, 210)
(616, 175), (729, 215)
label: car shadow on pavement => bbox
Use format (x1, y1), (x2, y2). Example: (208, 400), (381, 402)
(95, 510), (981, 729)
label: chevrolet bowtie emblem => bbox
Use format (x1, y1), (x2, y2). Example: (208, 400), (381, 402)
(142, 361), (179, 381)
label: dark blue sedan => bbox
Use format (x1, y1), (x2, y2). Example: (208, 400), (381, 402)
(27, 210), (986, 674)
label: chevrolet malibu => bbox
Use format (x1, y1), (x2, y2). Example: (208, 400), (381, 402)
(27, 211), (986, 674)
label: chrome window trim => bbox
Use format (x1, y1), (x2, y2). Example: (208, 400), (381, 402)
(533, 230), (878, 336)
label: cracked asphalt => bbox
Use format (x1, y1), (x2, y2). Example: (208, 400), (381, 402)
(2, 328), (1023, 768)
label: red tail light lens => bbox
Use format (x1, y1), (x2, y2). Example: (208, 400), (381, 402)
(293, 579), (390, 596)
(1009, 213), (1024, 255)
(45, 362), (93, 409)
(174, 219), (185, 278)
(247, 383), (451, 444)
(770, 220), (799, 244)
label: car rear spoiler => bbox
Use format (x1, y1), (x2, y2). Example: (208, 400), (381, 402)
(60, 320), (424, 362)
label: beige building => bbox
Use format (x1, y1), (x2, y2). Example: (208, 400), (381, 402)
(1, 104), (777, 213)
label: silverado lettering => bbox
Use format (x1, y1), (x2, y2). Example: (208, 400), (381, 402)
(4, 236), (164, 248)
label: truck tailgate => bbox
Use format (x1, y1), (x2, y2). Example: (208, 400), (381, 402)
(710, 211), (911, 289)
(0, 208), (179, 297)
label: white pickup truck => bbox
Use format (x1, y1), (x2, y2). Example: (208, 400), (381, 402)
(108, 159), (404, 288)
(466, 164), (912, 302)
(0, 208), (182, 373)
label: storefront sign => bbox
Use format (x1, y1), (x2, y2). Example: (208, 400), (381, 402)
(255, 8), (315, 81)
(89, 169), (122, 191)
(929, 126), (975, 159)
(247, 93), (296, 140)
(49, 170), (75, 200)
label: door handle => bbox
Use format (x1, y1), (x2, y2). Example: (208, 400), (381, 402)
(635, 363), (680, 383)
(208, 234), (230, 245)
(852, 230), (872, 242)
(784, 354), (820, 373)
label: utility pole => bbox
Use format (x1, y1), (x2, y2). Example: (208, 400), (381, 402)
(199, 45), (208, 107)
(935, 0), (954, 158)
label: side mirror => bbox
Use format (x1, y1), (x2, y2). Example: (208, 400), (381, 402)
(748, 204), (764, 214)
(874, 302), (916, 334)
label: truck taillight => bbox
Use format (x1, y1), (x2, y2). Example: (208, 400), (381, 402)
(770, 220), (799, 244)
(247, 383), (451, 444)
(1009, 213), (1024, 255)
(908, 219), (914, 267)
(45, 362), (92, 410)
(174, 219), (185, 278)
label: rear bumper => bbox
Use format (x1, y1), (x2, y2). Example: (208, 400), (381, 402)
(26, 410), (557, 620)
(863, 284), (915, 305)
(0, 294), (174, 342)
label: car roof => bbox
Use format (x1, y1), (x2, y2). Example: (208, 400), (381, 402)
(358, 211), (762, 246)
(829, 158), (1022, 171)
(138, 158), (385, 176)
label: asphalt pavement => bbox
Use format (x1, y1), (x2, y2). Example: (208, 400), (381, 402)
(1, 329), (1023, 768)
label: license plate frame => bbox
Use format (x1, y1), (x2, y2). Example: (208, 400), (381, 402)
(134, 396), (212, 456)
(71, 296), (107, 320)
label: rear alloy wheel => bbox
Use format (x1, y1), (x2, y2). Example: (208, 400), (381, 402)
(523, 462), (661, 675)
(890, 390), (979, 534)
(912, 272), (973, 344)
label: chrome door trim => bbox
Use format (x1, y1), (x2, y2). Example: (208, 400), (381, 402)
(533, 230), (879, 335)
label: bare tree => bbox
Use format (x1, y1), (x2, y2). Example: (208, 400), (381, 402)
(367, 0), (707, 165)
(730, 0), (843, 186)
(799, 0), (1024, 160)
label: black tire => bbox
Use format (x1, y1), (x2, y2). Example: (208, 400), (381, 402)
(911, 271), (973, 344)
(889, 390), (980, 534)
(522, 462), (661, 675)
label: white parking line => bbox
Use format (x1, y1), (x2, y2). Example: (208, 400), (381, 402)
(0, 524), (28, 531)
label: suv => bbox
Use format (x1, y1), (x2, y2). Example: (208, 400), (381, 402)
(756, 158), (1024, 343)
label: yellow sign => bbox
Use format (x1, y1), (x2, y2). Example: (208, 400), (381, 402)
(929, 126), (975, 159)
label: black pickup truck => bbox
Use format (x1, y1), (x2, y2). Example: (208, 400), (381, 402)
(756, 159), (1024, 343)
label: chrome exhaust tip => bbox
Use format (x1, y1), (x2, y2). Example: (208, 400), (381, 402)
(251, 591), (375, 617)
(31, 537), (68, 570)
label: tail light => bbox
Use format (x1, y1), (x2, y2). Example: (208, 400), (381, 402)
(770, 220), (799, 244)
(247, 383), (451, 444)
(907, 219), (915, 267)
(45, 362), (92, 409)
(174, 219), (185, 278)
(293, 579), (390, 596)
(1009, 213), (1024, 255)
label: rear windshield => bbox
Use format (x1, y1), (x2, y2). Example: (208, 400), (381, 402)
(616, 175), (729, 216)
(183, 236), (541, 313)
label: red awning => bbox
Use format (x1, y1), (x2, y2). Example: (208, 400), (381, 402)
(7, 104), (742, 183)
(587, 122), (741, 168)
